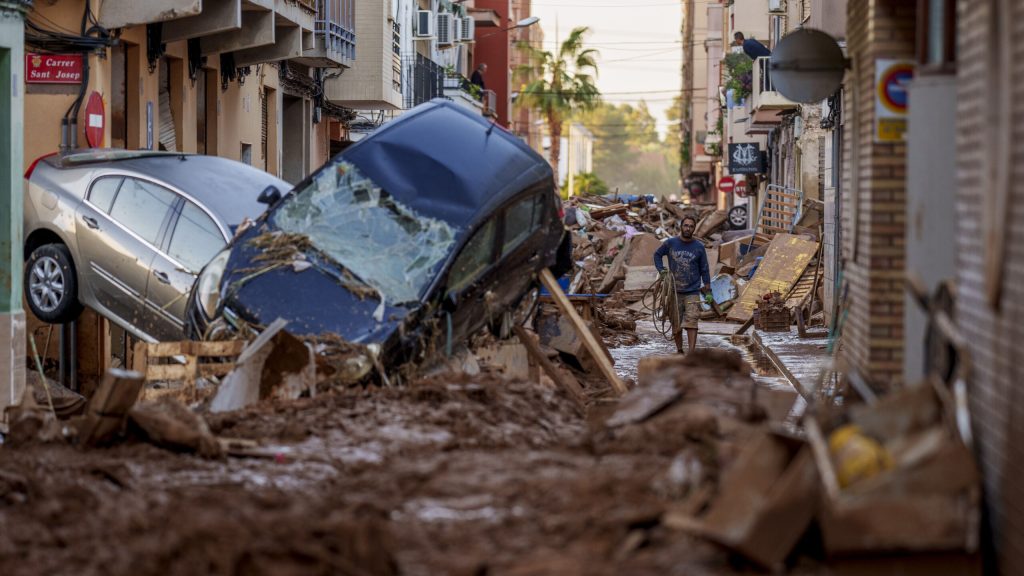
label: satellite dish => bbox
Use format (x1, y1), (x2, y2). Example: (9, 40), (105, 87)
(770, 28), (847, 103)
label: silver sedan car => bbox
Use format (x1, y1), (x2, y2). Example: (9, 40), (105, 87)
(24, 149), (288, 343)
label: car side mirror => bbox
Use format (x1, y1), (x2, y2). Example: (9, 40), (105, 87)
(257, 185), (282, 206)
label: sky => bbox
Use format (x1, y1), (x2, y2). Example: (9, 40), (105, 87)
(527, 0), (683, 139)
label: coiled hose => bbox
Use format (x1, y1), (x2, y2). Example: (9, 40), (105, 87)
(641, 270), (680, 341)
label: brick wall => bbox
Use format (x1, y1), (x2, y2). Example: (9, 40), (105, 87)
(839, 0), (914, 388)
(956, 0), (1024, 572)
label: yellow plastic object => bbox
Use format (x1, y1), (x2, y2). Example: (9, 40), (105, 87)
(828, 424), (893, 488)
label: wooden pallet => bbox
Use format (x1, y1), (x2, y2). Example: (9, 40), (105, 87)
(131, 340), (246, 403)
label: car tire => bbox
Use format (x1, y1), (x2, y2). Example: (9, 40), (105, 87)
(25, 243), (83, 324)
(728, 205), (749, 230)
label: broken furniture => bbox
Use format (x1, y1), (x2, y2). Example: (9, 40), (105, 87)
(131, 340), (246, 404)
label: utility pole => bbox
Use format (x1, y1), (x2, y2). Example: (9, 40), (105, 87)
(0, 0), (32, 431)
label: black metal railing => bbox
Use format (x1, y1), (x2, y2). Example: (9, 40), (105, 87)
(403, 53), (445, 109)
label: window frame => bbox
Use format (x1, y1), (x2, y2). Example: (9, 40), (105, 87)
(164, 199), (228, 273)
(446, 218), (498, 296)
(108, 176), (180, 246)
(86, 175), (124, 214)
(916, 0), (957, 74)
(500, 192), (543, 257)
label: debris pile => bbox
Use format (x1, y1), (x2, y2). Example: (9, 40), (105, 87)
(562, 194), (826, 345)
(754, 290), (791, 332)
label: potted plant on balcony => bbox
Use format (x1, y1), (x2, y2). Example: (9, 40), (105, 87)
(724, 53), (753, 103)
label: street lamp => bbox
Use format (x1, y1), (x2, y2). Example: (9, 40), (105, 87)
(476, 16), (540, 40)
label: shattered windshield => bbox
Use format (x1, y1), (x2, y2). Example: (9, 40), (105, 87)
(271, 160), (457, 305)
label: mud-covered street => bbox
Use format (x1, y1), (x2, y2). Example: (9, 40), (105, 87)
(0, 321), (831, 576)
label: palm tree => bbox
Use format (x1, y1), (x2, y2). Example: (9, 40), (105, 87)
(516, 27), (600, 173)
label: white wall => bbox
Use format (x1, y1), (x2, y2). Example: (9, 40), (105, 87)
(903, 75), (958, 384)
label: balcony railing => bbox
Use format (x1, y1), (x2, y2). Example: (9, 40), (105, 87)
(403, 53), (445, 109)
(751, 56), (798, 112)
(315, 0), (356, 63)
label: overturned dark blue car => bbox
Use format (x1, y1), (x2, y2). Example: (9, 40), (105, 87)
(185, 100), (568, 376)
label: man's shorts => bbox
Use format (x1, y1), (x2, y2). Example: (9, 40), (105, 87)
(678, 292), (702, 330)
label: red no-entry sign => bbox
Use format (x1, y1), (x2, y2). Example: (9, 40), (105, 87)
(719, 176), (735, 194)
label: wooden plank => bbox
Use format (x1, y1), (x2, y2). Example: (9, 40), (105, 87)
(751, 330), (811, 400)
(146, 342), (190, 357)
(146, 364), (191, 382)
(194, 340), (247, 356)
(131, 341), (149, 375)
(514, 326), (586, 411)
(728, 234), (818, 322)
(540, 268), (628, 395)
(198, 364), (238, 378)
(78, 368), (146, 445)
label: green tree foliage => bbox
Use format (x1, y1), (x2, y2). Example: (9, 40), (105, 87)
(561, 172), (610, 198)
(516, 27), (601, 173)
(570, 101), (679, 199)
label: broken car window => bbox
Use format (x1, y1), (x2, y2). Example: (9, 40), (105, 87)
(272, 161), (457, 304)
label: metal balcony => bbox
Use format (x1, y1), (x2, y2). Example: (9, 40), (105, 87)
(292, 0), (356, 68)
(751, 56), (798, 113)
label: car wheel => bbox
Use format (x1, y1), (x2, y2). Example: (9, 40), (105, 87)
(25, 243), (83, 324)
(728, 205), (749, 230)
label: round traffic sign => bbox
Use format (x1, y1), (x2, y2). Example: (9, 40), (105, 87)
(84, 91), (105, 148)
(878, 63), (914, 114)
(719, 176), (735, 194)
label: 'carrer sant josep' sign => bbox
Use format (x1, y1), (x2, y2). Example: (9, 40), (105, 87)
(25, 53), (83, 84)
(728, 143), (762, 175)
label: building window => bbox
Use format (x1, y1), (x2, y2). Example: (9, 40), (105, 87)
(769, 15), (785, 49)
(917, 0), (956, 71)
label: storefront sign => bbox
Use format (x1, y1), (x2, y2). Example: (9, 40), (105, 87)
(875, 59), (914, 142)
(25, 53), (83, 84)
(728, 143), (762, 174)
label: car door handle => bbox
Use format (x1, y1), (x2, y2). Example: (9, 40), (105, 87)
(153, 270), (171, 285)
(82, 215), (99, 229)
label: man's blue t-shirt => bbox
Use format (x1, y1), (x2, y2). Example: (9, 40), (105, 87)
(653, 237), (711, 295)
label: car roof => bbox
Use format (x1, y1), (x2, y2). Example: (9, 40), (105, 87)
(46, 150), (289, 227)
(338, 100), (554, 231)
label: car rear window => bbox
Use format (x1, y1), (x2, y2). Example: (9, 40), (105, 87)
(88, 177), (123, 214)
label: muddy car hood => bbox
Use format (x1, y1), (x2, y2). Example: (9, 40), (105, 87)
(219, 235), (413, 345)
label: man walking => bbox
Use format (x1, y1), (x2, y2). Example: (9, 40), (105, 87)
(653, 216), (711, 354)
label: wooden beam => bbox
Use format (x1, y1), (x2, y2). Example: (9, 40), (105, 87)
(751, 330), (812, 400)
(513, 326), (585, 411)
(539, 268), (628, 395)
(78, 369), (146, 446)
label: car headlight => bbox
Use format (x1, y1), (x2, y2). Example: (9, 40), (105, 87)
(197, 249), (231, 319)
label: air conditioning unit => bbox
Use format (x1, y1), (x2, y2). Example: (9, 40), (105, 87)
(461, 16), (475, 42)
(415, 10), (434, 38)
(437, 12), (455, 45)
(768, 0), (784, 12)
